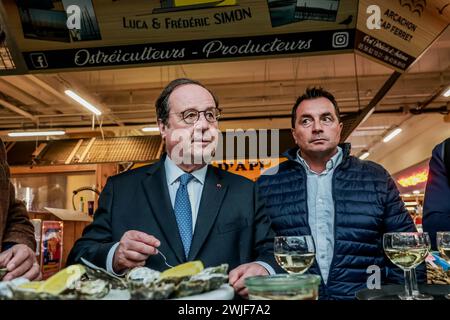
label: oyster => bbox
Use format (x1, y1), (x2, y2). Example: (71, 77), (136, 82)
(189, 273), (228, 291)
(171, 264), (228, 296)
(0, 278), (29, 300)
(75, 279), (110, 299)
(129, 282), (175, 300)
(80, 257), (127, 289)
(173, 279), (208, 298)
(0, 268), (7, 281)
(84, 266), (127, 290)
(200, 264), (229, 275)
(156, 275), (189, 286)
(10, 287), (60, 300)
(126, 267), (160, 287)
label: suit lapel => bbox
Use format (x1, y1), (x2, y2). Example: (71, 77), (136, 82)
(141, 158), (185, 264)
(188, 166), (227, 260)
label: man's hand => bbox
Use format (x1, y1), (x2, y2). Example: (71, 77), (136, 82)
(229, 262), (269, 298)
(0, 244), (41, 281)
(112, 230), (160, 273)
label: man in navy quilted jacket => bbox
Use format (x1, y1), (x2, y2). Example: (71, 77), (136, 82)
(257, 87), (425, 300)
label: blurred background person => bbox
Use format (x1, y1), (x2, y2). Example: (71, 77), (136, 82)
(0, 137), (41, 281)
(423, 137), (450, 249)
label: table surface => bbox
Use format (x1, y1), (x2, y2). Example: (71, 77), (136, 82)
(356, 284), (450, 300)
(103, 284), (235, 300)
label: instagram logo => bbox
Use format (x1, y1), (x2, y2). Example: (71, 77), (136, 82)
(332, 32), (349, 48)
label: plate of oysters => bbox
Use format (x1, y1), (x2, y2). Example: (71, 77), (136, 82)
(0, 259), (234, 300)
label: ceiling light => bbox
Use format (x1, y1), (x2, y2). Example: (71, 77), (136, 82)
(383, 127), (402, 143)
(404, 201), (418, 206)
(8, 130), (66, 137)
(65, 89), (102, 116)
(412, 190), (421, 195)
(359, 151), (370, 160)
(141, 127), (159, 132)
(443, 87), (450, 97)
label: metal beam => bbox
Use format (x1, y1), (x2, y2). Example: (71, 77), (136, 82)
(0, 98), (37, 123)
(65, 139), (84, 164)
(79, 138), (96, 162)
(341, 71), (402, 141)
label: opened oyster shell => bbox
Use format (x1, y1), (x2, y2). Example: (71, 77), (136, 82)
(126, 267), (160, 287)
(84, 266), (127, 289)
(129, 282), (175, 300)
(75, 279), (110, 299)
(190, 273), (228, 291)
(173, 279), (208, 298)
(10, 287), (62, 300)
(0, 278), (29, 300)
(200, 264), (229, 275)
(125, 262), (229, 299)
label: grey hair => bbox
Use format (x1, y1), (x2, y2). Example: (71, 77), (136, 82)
(155, 78), (219, 125)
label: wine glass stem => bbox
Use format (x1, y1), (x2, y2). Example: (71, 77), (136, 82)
(411, 267), (419, 295)
(404, 269), (414, 299)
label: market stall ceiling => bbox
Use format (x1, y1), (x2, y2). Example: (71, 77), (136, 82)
(0, 27), (449, 157)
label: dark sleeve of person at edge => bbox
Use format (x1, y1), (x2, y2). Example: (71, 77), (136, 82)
(423, 139), (450, 250)
(0, 139), (36, 253)
(381, 172), (427, 284)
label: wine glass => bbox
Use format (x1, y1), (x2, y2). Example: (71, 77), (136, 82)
(410, 232), (433, 300)
(274, 236), (315, 274)
(383, 232), (430, 300)
(436, 231), (450, 300)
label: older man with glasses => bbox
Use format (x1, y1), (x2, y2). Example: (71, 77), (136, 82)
(67, 78), (279, 298)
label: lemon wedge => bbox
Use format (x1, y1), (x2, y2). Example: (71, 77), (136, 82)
(160, 261), (204, 279)
(18, 281), (44, 290)
(37, 264), (86, 295)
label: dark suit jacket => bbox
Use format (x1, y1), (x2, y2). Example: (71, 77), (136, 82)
(0, 139), (36, 252)
(67, 156), (278, 272)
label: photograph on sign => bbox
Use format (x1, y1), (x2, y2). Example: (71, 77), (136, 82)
(266, 0), (297, 27)
(294, 0), (340, 22)
(153, 0), (237, 14)
(267, 0), (341, 27)
(18, 7), (70, 42)
(61, 0), (101, 41)
(16, 0), (101, 42)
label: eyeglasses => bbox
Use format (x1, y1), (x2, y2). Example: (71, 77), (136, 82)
(172, 108), (221, 125)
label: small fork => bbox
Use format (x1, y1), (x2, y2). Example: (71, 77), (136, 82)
(158, 250), (174, 268)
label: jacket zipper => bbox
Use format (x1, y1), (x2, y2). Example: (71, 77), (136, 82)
(324, 160), (346, 294)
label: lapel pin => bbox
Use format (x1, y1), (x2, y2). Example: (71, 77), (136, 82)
(216, 183), (222, 189)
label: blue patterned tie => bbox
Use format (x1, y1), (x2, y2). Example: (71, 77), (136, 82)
(174, 173), (194, 258)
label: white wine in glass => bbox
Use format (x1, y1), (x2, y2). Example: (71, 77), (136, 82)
(384, 247), (428, 269)
(274, 236), (315, 274)
(383, 232), (430, 300)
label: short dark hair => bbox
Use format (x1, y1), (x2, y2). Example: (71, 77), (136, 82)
(291, 87), (340, 128)
(155, 78), (219, 125)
